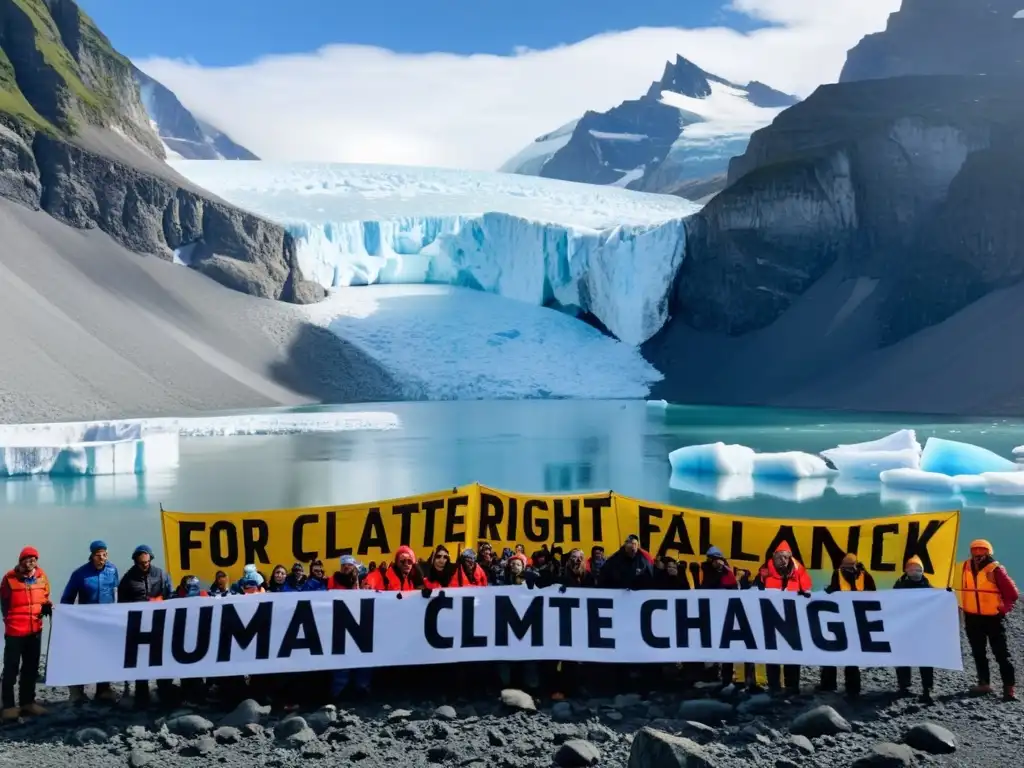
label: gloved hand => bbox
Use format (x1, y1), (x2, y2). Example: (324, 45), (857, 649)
(798, 590), (811, 599)
(823, 586), (836, 595)
(558, 584), (568, 594)
(396, 592), (404, 600)
(40, 602), (52, 617)
(421, 587), (433, 599)
(947, 587), (954, 592)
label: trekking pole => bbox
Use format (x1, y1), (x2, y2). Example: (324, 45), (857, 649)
(42, 613), (52, 684)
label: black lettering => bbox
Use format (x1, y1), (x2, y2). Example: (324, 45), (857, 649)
(698, 517), (711, 559)
(523, 499), (549, 543)
(674, 597), (711, 648)
(461, 595), (487, 648)
(171, 605), (212, 664)
(479, 494), (503, 541)
(177, 522), (205, 572)
(241, 519), (269, 566)
(332, 598), (375, 654)
(422, 499), (444, 547)
(807, 601), (847, 652)
(640, 599), (669, 649)
(586, 598), (615, 649)
(209, 521), (239, 568)
(548, 596), (580, 647)
(277, 601), (323, 658)
(847, 526), (862, 561)
(292, 514), (318, 562)
(658, 514), (695, 559)
(445, 496), (469, 545)
(810, 526), (847, 571)
(582, 497), (610, 541)
(759, 598), (802, 651)
(853, 600), (891, 653)
(123, 609), (166, 668)
(638, 505), (661, 553)
(357, 508), (389, 555)
(764, 526), (801, 563)
(869, 524), (899, 572)
(424, 593), (454, 649)
(494, 595), (544, 646)
(902, 521), (942, 574)
(507, 495), (518, 541)
(689, 562), (702, 588)
(730, 521), (755, 561)
(393, 503), (418, 547)
(217, 601), (273, 662)
(553, 499), (580, 543)
(719, 598), (757, 650)
(325, 511), (350, 560)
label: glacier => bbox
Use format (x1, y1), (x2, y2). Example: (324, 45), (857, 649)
(169, 161), (699, 346)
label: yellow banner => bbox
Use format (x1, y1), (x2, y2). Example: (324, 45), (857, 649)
(161, 483), (960, 587)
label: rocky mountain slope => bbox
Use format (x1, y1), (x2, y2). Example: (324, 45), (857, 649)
(0, 0), (321, 305)
(134, 67), (258, 160)
(645, 0), (1024, 414)
(500, 55), (797, 201)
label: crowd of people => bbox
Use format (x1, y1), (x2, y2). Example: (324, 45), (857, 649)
(0, 535), (1018, 723)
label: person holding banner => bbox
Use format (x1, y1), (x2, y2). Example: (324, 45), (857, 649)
(422, 545), (456, 589)
(819, 553), (877, 698)
(364, 546), (423, 592)
(959, 540), (1019, 701)
(698, 547), (755, 690)
(597, 535), (653, 590)
(117, 544), (173, 709)
(328, 555), (373, 700)
(754, 542), (812, 695)
(303, 560), (328, 592)
(453, 549), (489, 587)
(0, 547), (51, 722)
(265, 565), (288, 593)
(60, 540), (119, 705)
(894, 555), (935, 702)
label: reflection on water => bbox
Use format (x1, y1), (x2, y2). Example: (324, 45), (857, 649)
(2, 399), (1024, 593)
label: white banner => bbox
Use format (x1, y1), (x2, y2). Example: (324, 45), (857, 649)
(45, 587), (962, 686)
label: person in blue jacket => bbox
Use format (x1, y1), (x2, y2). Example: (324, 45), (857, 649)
(61, 540), (119, 705)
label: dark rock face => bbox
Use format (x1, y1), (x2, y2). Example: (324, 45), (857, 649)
(841, 0), (1024, 83)
(134, 67), (258, 160)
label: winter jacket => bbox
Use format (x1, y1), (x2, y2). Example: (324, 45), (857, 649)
(697, 562), (739, 589)
(61, 561), (119, 605)
(118, 564), (172, 603)
(560, 568), (596, 588)
(653, 569), (691, 590)
(825, 567), (877, 594)
(893, 573), (932, 589)
(364, 564), (420, 592)
(453, 563), (489, 587)
(1, 568), (51, 637)
(754, 558), (812, 593)
(302, 577), (328, 592)
(598, 549), (654, 590)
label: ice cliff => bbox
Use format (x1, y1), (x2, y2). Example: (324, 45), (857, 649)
(169, 161), (700, 346)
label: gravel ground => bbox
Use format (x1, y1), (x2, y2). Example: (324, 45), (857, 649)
(1, 611), (1019, 767)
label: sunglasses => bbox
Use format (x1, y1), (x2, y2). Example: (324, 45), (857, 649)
(398, 557), (414, 565)
(435, 553), (449, 560)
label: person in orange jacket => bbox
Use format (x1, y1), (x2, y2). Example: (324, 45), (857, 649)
(364, 546), (422, 591)
(754, 542), (812, 695)
(0, 546), (52, 722)
(959, 539), (1019, 701)
(421, 545), (456, 590)
(453, 549), (488, 587)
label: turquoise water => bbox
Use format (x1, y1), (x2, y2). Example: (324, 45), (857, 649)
(2, 399), (1023, 595)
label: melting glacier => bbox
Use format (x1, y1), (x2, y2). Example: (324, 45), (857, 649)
(169, 161), (699, 346)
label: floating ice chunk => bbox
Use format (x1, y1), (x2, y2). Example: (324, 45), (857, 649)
(645, 399), (669, 411)
(669, 472), (755, 501)
(976, 472), (1024, 497)
(751, 451), (832, 479)
(920, 437), (1018, 476)
(669, 442), (755, 475)
(880, 468), (960, 494)
(820, 448), (921, 479)
(824, 429), (922, 455)
(755, 477), (828, 502)
(1013, 445), (1024, 456)
(952, 474), (988, 494)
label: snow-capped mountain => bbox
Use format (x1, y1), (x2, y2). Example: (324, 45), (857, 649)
(500, 55), (798, 200)
(133, 68), (259, 161)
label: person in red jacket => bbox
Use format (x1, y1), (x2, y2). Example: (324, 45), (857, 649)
(0, 546), (52, 722)
(453, 549), (488, 587)
(364, 546), (422, 591)
(754, 542), (812, 695)
(959, 539), (1019, 700)
(421, 545), (455, 590)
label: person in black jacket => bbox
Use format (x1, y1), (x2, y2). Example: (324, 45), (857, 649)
(893, 555), (935, 702)
(820, 553), (876, 698)
(117, 545), (173, 708)
(697, 546), (755, 688)
(550, 549), (593, 699)
(598, 535), (654, 590)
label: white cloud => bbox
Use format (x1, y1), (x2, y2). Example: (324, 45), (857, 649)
(136, 0), (899, 171)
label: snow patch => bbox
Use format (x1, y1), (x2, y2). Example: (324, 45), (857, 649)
(658, 80), (784, 138)
(588, 131), (648, 141)
(1014, 9), (1024, 18)
(300, 284), (662, 399)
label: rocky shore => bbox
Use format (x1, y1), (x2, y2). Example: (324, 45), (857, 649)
(4, 611), (1020, 767)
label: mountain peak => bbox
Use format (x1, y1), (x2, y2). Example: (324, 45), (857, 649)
(645, 55), (713, 100)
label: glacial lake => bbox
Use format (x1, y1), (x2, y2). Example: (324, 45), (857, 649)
(2, 399), (1023, 596)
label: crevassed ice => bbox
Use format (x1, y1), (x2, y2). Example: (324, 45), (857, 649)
(169, 161), (699, 347)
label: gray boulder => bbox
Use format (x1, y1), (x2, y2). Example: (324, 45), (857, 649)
(790, 705), (851, 738)
(71, 727), (109, 745)
(789, 734), (814, 754)
(219, 699), (270, 728)
(275, 716), (310, 739)
(213, 726), (241, 745)
(434, 704), (458, 720)
(165, 715), (214, 738)
(306, 707), (338, 734)
(903, 722), (956, 754)
(554, 739), (601, 767)
(628, 727), (716, 768)
(678, 699), (734, 725)
(851, 742), (915, 767)
(183, 735), (216, 756)
(500, 688), (536, 712)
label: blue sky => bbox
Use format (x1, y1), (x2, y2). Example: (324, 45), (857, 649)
(78, 0), (764, 65)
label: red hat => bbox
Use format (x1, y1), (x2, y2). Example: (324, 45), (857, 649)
(510, 553), (529, 567)
(395, 546), (416, 562)
(774, 542), (792, 555)
(18, 546), (39, 561)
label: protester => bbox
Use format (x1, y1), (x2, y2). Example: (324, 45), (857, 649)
(174, 575), (208, 597)
(60, 540), (118, 705)
(422, 545), (455, 589)
(284, 563), (307, 591)
(653, 556), (690, 590)
(755, 542), (812, 695)
(453, 549), (488, 587)
(173, 576), (208, 703)
(560, 549), (595, 589)
(304, 560), (328, 591)
(697, 546), (756, 688)
(531, 546), (560, 588)
(501, 553), (536, 587)
(209, 570), (231, 597)
(598, 535), (653, 589)
(328, 555), (372, 699)
(231, 564), (265, 594)
(118, 544), (173, 708)
(478, 543), (496, 577)
(497, 553), (540, 691)
(364, 546), (422, 591)
(549, 548), (593, 701)
(894, 555), (935, 702)
(820, 553), (876, 698)
(959, 539), (1018, 701)
(587, 546), (606, 577)
(266, 565), (288, 592)
(0, 547), (51, 722)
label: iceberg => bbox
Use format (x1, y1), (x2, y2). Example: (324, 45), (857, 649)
(879, 468), (1024, 498)
(0, 437), (171, 478)
(821, 448), (921, 479)
(168, 161), (699, 346)
(919, 437), (1019, 476)
(824, 429), (922, 455)
(668, 442), (831, 479)
(879, 468), (960, 494)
